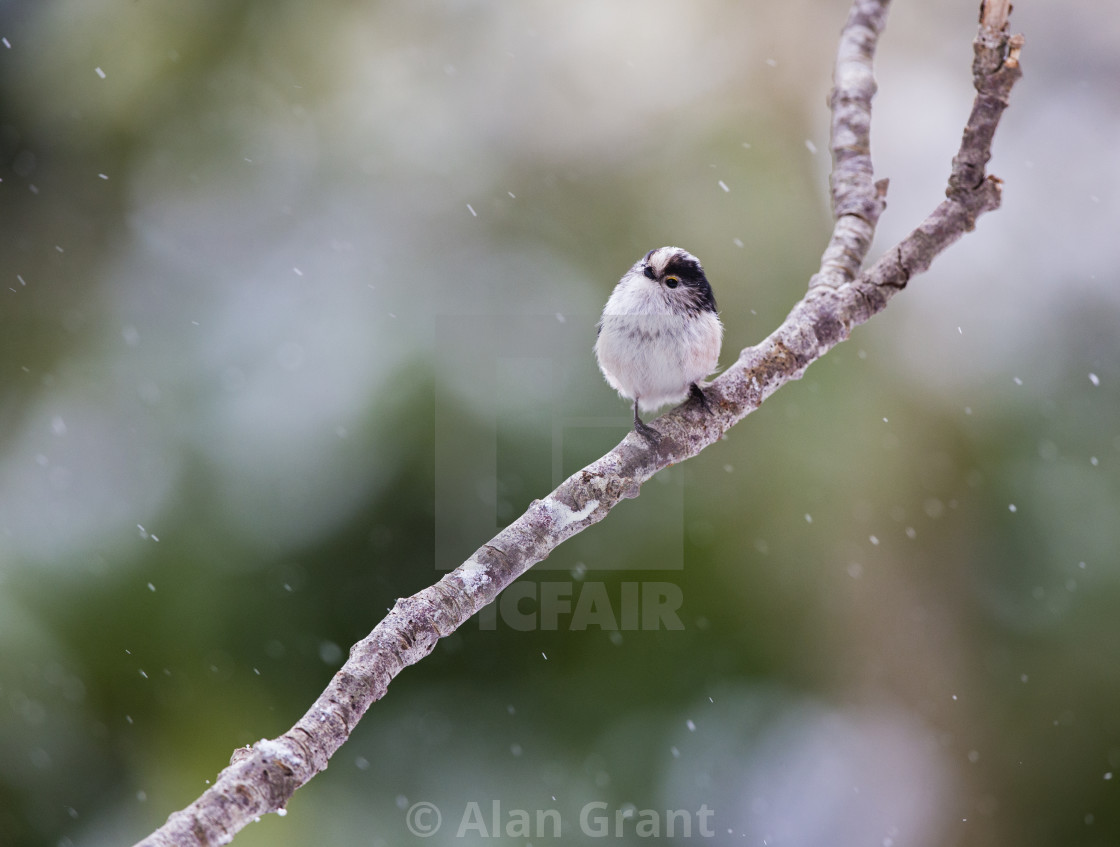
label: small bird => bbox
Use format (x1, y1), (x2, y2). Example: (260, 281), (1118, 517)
(595, 246), (723, 440)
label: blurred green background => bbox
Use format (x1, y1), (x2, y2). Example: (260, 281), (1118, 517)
(2, 1), (1118, 845)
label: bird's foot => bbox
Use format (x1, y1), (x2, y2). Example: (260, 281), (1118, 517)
(633, 417), (661, 444)
(688, 382), (711, 413)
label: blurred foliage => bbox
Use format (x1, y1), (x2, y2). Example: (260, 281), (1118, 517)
(1, 1), (1119, 846)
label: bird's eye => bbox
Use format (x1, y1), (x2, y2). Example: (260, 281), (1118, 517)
(643, 266), (655, 280)
(665, 275), (680, 289)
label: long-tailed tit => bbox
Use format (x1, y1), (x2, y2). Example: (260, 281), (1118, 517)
(594, 246), (723, 440)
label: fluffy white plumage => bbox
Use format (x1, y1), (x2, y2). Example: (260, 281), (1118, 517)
(595, 246), (723, 417)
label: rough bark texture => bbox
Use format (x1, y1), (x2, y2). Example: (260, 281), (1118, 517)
(811, 0), (890, 291)
(133, 2), (1023, 845)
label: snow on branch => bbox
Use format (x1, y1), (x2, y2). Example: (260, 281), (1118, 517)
(132, 1), (1023, 844)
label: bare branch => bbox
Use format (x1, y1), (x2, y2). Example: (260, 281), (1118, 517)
(810, 0), (891, 291)
(132, 2), (1024, 844)
(980, 0), (1011, 31)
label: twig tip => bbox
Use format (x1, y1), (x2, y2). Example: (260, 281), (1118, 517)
(979, 0), (1012, 31)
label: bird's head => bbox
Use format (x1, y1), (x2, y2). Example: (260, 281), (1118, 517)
(635, 246), (718, 315)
